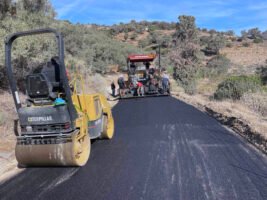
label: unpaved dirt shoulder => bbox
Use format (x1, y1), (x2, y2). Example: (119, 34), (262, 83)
(173, 91), (267, 155)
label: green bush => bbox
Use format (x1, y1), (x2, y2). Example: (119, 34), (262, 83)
(171, 15), (202, 95)
(173, 65), (197, 95)
(130, 32), (138, 40)
(214, 75), (262, 100)
(0, 1), (143, 89)
(124, 32), (128, 41)
(253, 38), (263, 43)
(256, 65), (267, 85)
(242, 42), (250, 47)
(204, 35), (226, 55)
(204, 55), (230, 77)
(226, 43), (233, 48)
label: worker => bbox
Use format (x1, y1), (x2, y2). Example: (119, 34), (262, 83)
(111, 81), (116, 97)
(137, 81), (144, 96)
(145, 62), (150, 70)
(129, 63), (136, 75)
(118, 75), (125, 97)
(162, 72), (170, 94)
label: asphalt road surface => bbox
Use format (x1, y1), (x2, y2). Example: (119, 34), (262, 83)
(1, 97), (267, 200)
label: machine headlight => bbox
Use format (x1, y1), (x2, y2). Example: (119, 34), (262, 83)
(26, 126), (33, 132)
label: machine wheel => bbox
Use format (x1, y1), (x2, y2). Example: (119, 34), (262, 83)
(71, 130), (91, 166)
(15, 130), (90, 167)
(100, 115), (114, 139)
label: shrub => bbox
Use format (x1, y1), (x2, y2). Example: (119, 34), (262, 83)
(226, 43), (233, 48)
(225, 30), (235, 36)
(253, 38), (263, 43)
(173, 65), (197, 95)
(199, 36), (210, 47)
(247, 28), (262, 39)
(214, 75), (262, 100)
(124, 32), (128, 41)
(204, 55), (230, 77)
(256, 65), (267, 85)
(242, 42), (250, 47)
(0, 5), (143, 89)
(130, 32), (138, 40)
(171, 15), (202, 95)
(204, 35), (226, 55)
(173, 15), (198, 43)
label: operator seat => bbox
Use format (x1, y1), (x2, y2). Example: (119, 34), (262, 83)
(26, 57), (64, 102)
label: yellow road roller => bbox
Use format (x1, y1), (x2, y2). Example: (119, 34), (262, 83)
(5, 28), (114, 167)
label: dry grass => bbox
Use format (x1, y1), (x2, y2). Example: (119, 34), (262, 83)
(241, 92), (267, 117)
(221, 42), (267, 70)
(0, 92), (17, 140)
(196, 77), (224, 97)
(0, 92), (18, 181)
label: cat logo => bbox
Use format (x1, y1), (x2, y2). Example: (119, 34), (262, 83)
(28, 116), (53, 122)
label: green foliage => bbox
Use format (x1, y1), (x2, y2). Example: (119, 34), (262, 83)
(173, 15), (198, 43)
(242, 42), (250, 47)
(138, 31), (172, 49)
(214, 75), (262, 100)
(256, 65), (267, 85)
(226, 43), (233, 48)
(0, 1), (142, 89)
(173, 65), (197, 95)
(0, 0), (12, 18)
(201, 55), (230, 78)
(109, 20), (176, 35)
(204, 34), (226, 55)
(124, 32), (128, 41)
(241, 28), (262, 40)
(253, 38), (263, 43)
(130, 32), (138, 40)
(225, 30), (235, 36)
(199, 36), (210, 47)
(171, 15), (202, 95)
(247, 28), (262, 39)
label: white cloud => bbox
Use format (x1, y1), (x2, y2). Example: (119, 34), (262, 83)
(248, 2), (267, 11)
(57, 2), (80, 18)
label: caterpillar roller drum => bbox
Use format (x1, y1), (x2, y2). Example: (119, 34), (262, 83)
(5, 28), (114, 167)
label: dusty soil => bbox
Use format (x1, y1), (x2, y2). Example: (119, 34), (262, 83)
(0, 92), (22, 182)
(221, 41), (267, 73)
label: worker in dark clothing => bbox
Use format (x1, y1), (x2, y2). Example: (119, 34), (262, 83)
(118, 75), (125, 97)
(145, 62), (150, 70)
(129, 63), (136, 75)
(111, 81), (116, 97)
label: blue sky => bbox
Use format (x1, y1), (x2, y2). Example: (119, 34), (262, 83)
(51, 0), (267, 34)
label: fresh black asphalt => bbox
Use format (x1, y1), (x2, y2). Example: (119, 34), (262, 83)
(0, 97), (267, 200)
